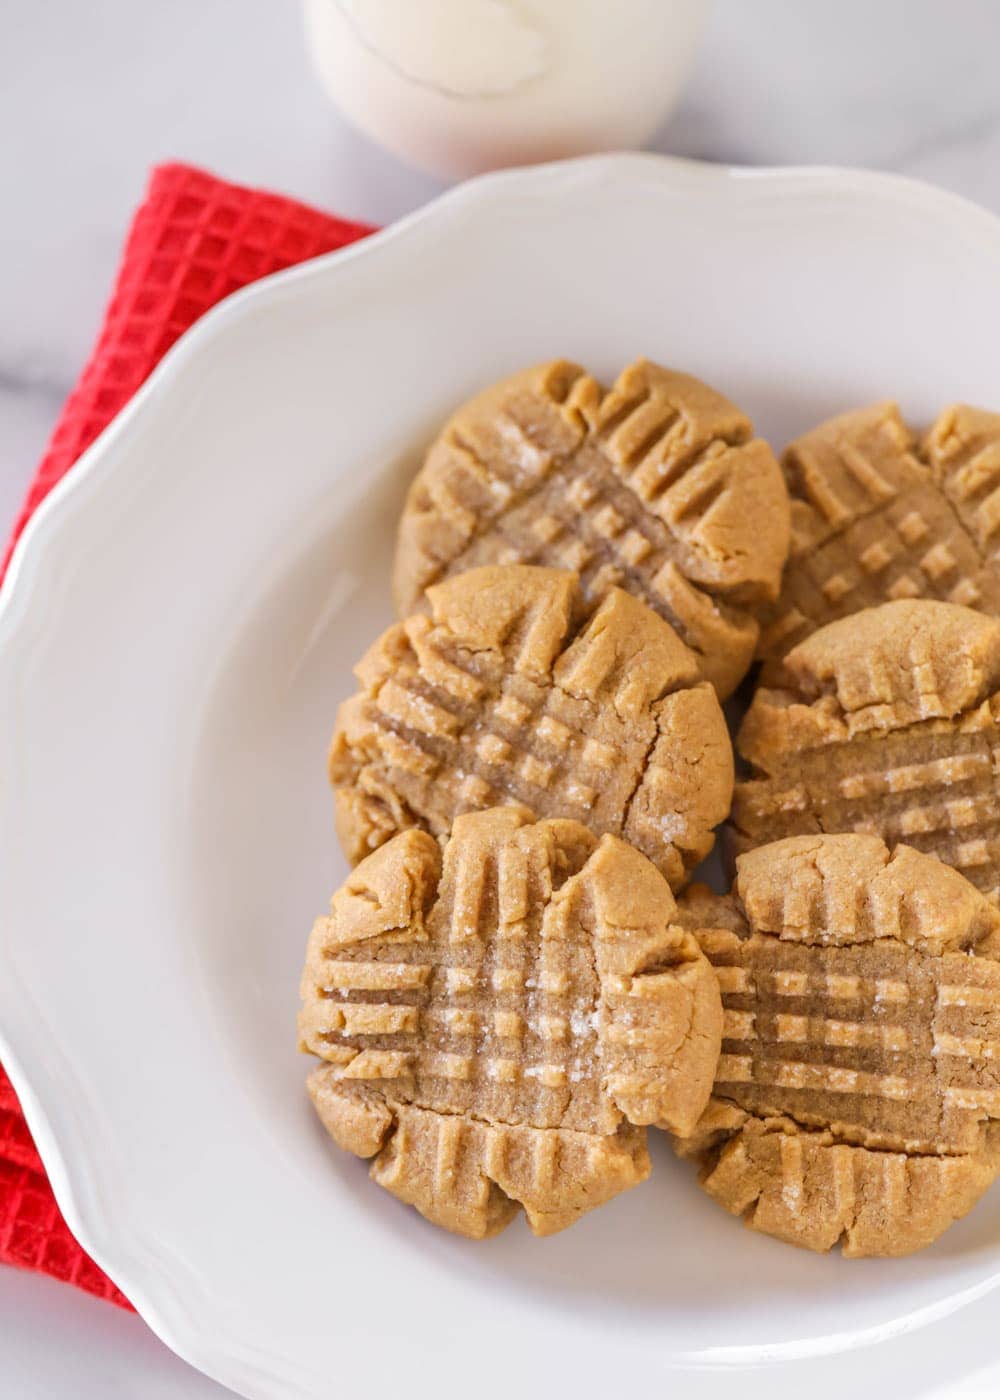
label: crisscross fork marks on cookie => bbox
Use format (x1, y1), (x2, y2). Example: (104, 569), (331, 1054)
(682, 837), (1000, 1156)
(705, 938), (943, 1149)
(736, 601), (1000, 900)
(759, 401), (1000, 663)
(300, 808), (723, 1237)
(458, 439), (759, 669)
(675, 834), (1000, 1256)
(300, 815), (603, 1131)
(394, 358), (790, 697)
(331, 564), (734, 888)
(302, 809), (722, 1134)
(760, 488), (990, 656)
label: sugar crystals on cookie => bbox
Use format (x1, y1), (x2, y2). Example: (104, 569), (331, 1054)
(300, 807), (723, 1238)
(331, 563), (734, 891)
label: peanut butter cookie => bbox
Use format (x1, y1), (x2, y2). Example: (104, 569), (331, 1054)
(331, 564), (734, 890)
(675, 834), (1000, 1257)
(394, 358), (790, 699)
(733, 599), (1000, 902)
(300, 807), (723, 1238)
(757, 401), (1000, 668)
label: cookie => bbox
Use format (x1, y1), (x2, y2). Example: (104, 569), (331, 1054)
(393, 358), (790, 699)
(733, 599), (1000, 902)
(675, 834), (1000, 1257)
(300, 806), (723, 1238)
(330, 564), (734, 890)
(757, 400), (1000, 668)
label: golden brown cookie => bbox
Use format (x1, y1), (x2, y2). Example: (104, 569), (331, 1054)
(674, 834), (1000, 1257)
(330, 563), (734, 889)
(394, 358), (790, 699)
(757, 401), (1000, 667)
(300, 806), (723, 1238)
(733, 599), (1000, 902)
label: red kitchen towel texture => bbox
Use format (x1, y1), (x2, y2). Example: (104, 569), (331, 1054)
(0, 163), (374, 1307)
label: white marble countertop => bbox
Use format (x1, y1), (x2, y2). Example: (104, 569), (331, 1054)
(3, 0), (1000, 1395)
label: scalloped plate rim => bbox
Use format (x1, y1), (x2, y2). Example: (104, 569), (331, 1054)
(3, 152), (1000, 1396)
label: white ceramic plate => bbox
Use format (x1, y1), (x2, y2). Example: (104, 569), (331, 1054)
(4, 155), (1000, 1400)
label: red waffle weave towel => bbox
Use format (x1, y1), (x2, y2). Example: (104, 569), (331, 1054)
(0, 163), (374, 1307)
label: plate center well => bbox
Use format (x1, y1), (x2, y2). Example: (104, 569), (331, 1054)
(182, 445), (1000, 1357)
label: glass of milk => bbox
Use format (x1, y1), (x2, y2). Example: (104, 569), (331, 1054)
(304, 0), (708, 180)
